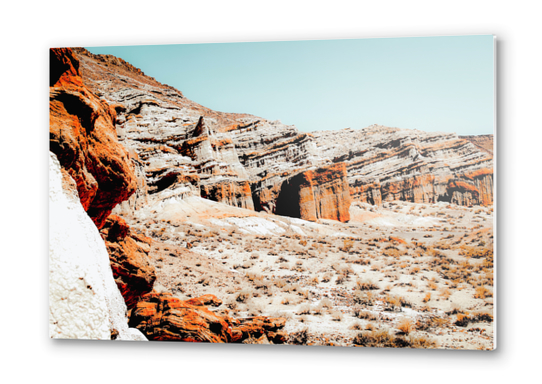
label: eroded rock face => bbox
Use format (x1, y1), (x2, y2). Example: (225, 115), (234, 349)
(274, 163), (351, 222)
(49, 48), (137, 229)
(100, 215), (156, 309)
(71, 48), (493, 213)
(312, 126), (494, 206)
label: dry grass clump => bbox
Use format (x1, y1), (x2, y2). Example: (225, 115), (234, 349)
(296, 304), (312, 315)
(382, 294), (412, 310)
(355, 279), (379, 291)
(474, 286), (493, 299)
(319, 297), (333, 310)
(330, 310), (343, 322)
(454, 311), (494, 327)
(396, 318), (415, 335)
(341, 239), (355, 252)
(236, 290), (252, 303)
(353, 328), (437, 349)
(350, 322), (364, 331)
(352, 306), (377, 321)
(289, 327), (310, 345)
(352, 290), (375, 306)
(321, 272), (333, 283)
(416, 316), (449, 331)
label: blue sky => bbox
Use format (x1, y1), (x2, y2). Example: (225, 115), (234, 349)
(86, 35), (494, 135)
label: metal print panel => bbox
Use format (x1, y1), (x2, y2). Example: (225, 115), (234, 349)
(49, 35), (495, 349)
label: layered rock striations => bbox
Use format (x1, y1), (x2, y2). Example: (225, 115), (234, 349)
(274, 163), (351, 222)
(312, 126), (494, 206)
(460, 134), (494, 157)
(72, 48), (493, 215)
(72, 48), (338, 219)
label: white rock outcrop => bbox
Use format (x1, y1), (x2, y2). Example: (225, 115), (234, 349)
(49, 152), (146, 340)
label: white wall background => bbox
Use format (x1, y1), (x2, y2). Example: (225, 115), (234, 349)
(2, 1), (540, 382)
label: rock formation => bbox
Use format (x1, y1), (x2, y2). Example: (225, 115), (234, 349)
(50, 48), (137, 229)
(49, 152), (146, 340)
(71, 48), (493, 214)
(312, 126), (494, 206)
(100, 215), (156, 309)
(274, 163), (351, 222)
(49, 48), (147, 339)
(129, 292), (287, 343)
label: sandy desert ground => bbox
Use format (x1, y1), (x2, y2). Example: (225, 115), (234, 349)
(121, 197), (494, 349)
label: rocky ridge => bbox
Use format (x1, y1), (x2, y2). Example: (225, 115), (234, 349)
(73, 48), (493, 221)
(312, 126), (494, 207)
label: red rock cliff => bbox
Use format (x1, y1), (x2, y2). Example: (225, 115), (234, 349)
(274, 163), (351, 222)
(50, 48), (137, 229)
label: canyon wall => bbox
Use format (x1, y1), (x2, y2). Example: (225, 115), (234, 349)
(312, 126), (494, 207)
(50, 48), (155, 339)
(71, 48), (493, 218)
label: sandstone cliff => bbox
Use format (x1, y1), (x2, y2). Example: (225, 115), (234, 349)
(312, 126), (494, 206)
(72, 48), (347, 221)
(50, 48), (137, 229)
(71, 47), (493, 218)
(50, 48), (152, 339)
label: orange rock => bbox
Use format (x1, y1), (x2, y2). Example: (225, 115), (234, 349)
(183, 294), (223, 307)
(129, 293), (232, 342)
(231, 316), (288, 344)
(129, 293), (288, 343)
(275, 163), (351, 222)
(100, 215), (156, 309)
(49, 48), (137, 229)
(201, 180), (254, 210)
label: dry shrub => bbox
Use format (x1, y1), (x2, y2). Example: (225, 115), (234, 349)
(289, 328), (310, 345)
(319, 297), (333, 309)
(352, 306), (377, 321)
(352, 329), (395, 348)
(423, 293), (431, 303)
(341, 239), (355, 252)
(350, 322), (363, 331)
(296, 304), (311, 315)
(416, 316), (449, 331)
(455, 311), (493, 327)
(236, 290), (252, 303)
(353, 290), (375, 306)
(382, 294), (412, 310)
(438, 288), (451, 299)
(396, 318), (415, 335)
(355, 279), (379, 291)
(474, 286), (493, 299)
(321, 272), (332, 283)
